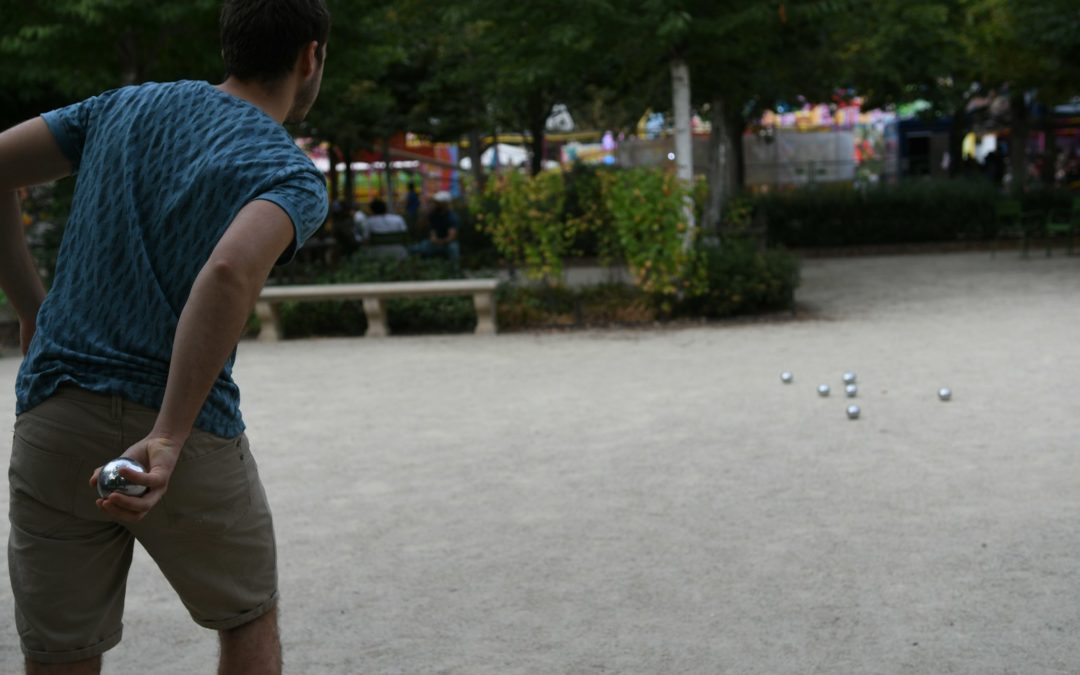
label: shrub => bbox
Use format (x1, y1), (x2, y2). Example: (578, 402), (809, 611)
(600, 168), (704, 299)
(677, 240), (800, 318)
(475, 170), (575, 282)
(563, 163), (618, 262)
(496, 283), (657, 330)
(496, 284), (580, 329)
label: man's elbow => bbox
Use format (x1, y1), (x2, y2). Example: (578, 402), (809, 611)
(200, 257), (263, 302)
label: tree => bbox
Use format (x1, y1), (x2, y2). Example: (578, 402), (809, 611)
(606, 1), (849, 236)
(836, 0), (1080, 190)
(963, 0), (1080, 189)
(0, 0), (220, 103)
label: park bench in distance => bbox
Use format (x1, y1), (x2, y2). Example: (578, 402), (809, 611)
(255, 279), (499, 340)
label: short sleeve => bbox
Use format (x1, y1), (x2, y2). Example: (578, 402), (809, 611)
(41, 96), (99, 172)
(254, 165), (329, 264)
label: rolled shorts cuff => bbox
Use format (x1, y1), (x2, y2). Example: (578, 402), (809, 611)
(22, 626), (122, 665)
(194, 590), (279, 631)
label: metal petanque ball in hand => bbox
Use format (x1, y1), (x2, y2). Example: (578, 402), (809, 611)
(938, 387), (952, 401)
(817, 384), (831, 397)
(845, 384), (858, 398)
(97, 458), (149, 498)
(846, 404), (861, 420)
(842, 372), (857, 384)
(781, 371), (794, 384)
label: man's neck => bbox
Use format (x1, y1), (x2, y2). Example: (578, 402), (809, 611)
(216, 77), (292, 124)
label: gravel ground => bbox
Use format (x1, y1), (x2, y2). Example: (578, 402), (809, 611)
(0, 250), (1078, 674)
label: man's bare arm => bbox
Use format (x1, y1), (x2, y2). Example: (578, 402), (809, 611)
(94, 199), (295, 522)
(0, 192), (45, 354)
(0, 118), (74, 352)
(0, 118), (71, 191)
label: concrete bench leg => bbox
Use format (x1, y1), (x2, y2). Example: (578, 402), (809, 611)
(473, 291), (497, 335)
(362, 298), (389, 337)
(255, 301), (282, 342)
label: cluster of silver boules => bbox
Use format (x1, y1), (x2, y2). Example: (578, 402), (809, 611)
(782, 369), (954, 423)
(842, 372), (859, 419)
(97, 458), (149, 498)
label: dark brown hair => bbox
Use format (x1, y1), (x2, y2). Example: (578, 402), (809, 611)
(220, 0), (330, 84)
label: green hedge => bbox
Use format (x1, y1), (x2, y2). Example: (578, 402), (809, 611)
(757, 181), (1076, 248)
(273, 241), (801, 337)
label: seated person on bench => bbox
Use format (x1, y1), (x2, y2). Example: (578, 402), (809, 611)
(358, 197), (408, 259)
(409, 191), (460, 262)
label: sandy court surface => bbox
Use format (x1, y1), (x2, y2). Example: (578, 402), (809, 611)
(0, 251), (1078, 674)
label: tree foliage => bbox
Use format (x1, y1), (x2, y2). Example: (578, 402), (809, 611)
(1, 0), (1076, 191)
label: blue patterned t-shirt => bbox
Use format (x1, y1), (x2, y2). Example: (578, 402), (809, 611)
(16, 80), (328, 437)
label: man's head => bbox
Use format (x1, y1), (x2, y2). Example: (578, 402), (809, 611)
(220, 0), (330, 121)
(369, 198), (387, 215)
(433, 191), (452, 212)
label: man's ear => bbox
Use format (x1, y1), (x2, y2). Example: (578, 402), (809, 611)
(297, 40), (319, 78)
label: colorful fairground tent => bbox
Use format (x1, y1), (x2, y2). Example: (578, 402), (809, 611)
(743, 97), (898, 189)
(299, 125), (615, 206)
(297, 133), (462, 206)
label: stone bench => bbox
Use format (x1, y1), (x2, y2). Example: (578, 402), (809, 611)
(255, 279), (499, 340)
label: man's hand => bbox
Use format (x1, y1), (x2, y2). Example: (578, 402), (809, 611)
(89, 436), (184, 524)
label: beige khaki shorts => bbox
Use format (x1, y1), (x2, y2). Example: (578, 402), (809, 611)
(8, 385), (278, 664)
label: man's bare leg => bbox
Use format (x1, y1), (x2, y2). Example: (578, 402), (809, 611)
(218, 606), (281, 675)
(26, 656), (101, 675)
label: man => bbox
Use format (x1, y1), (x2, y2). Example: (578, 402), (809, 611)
(358, 197), (408, 259)
(0, 1), (330, 673)
(410, 190), (460, 262)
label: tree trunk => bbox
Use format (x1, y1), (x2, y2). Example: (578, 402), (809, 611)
(467, 128), (486, 193)
(948, 103), (967, 178)
(704, 96), (737, 235)
(1008, 92), (1028, 194)
(528, 116), (546, 176)
(381, 137), (396, 213)
(729, 111), (747, 190)
(327, 145), (339, 206)
(670, 59), (693, 185)
(1041, 110), (1057, 187)
(343, 145), (355, 210)
(670, 58), (696, 248)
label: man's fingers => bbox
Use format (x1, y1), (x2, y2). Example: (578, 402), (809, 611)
(88, 466), (102, 488)
(117, 466), (166, 489)
(95, 498), (141, 523)
(96, 491), (159, 523)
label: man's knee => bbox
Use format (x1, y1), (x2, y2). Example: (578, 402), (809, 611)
(218, 606), (281, 675)
(221, 604), (278, 640)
